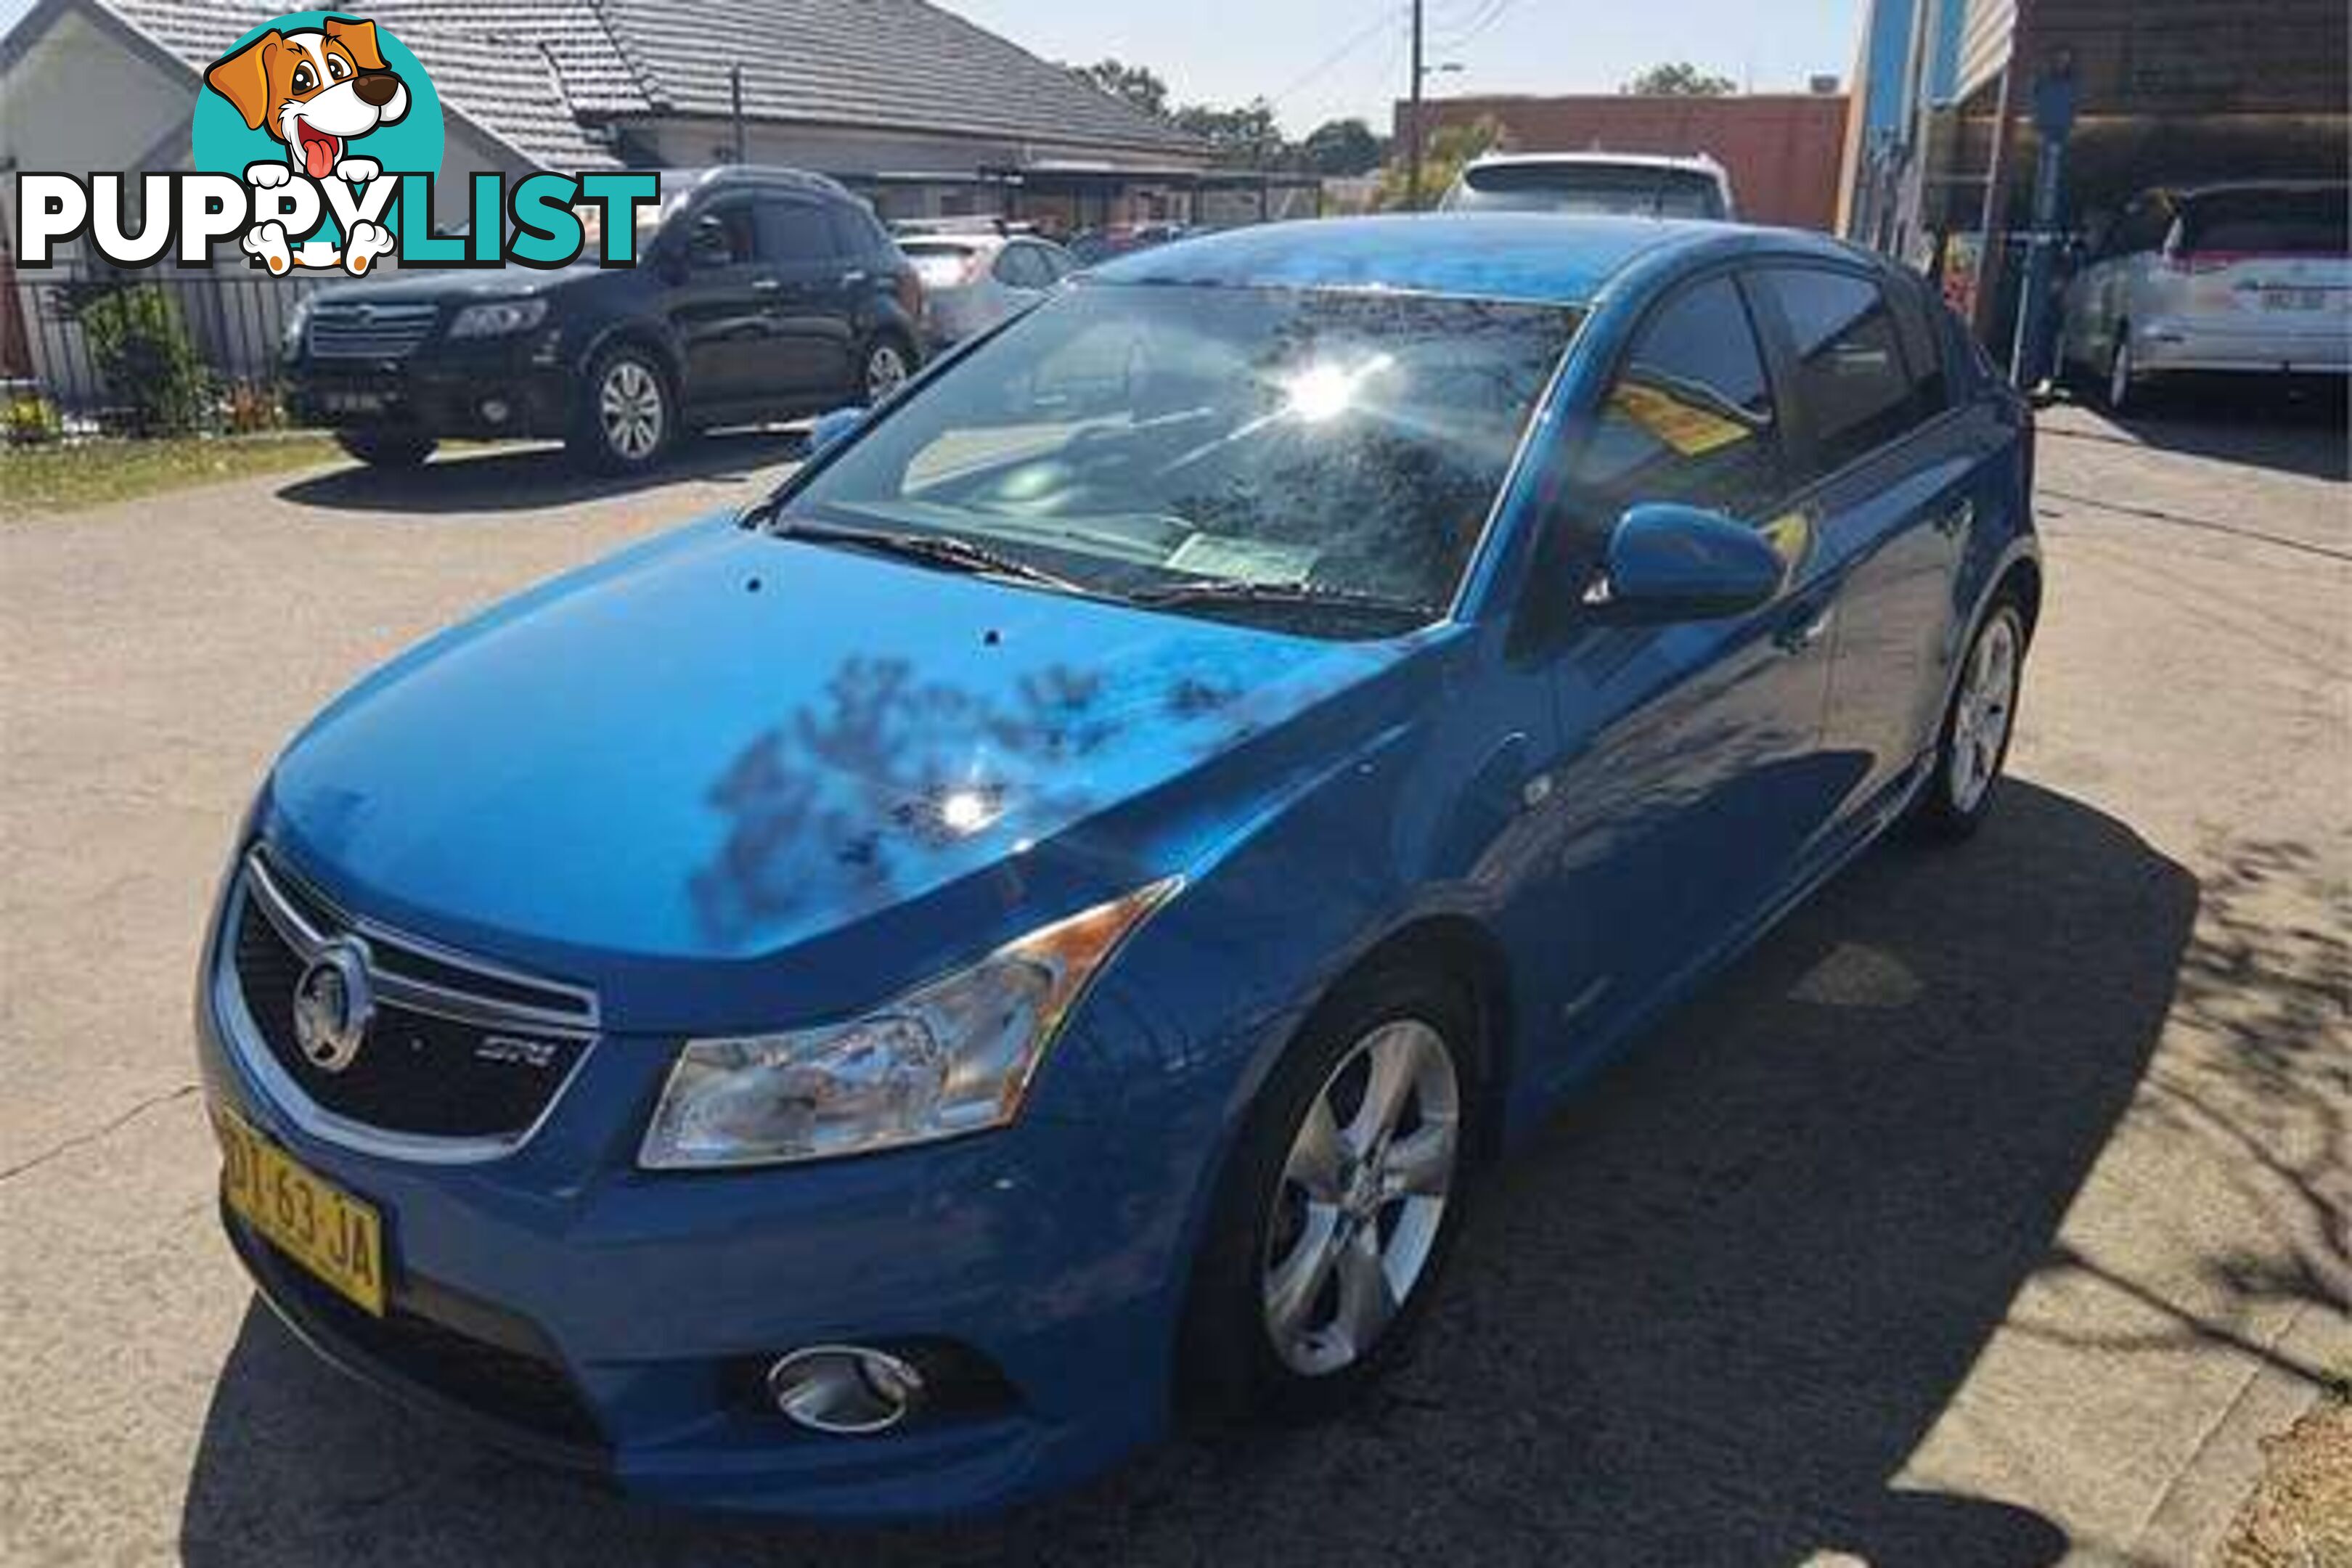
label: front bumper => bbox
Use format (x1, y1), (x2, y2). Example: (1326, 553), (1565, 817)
(287, 340), (573, 440)
(195, 949), (1184, 1519)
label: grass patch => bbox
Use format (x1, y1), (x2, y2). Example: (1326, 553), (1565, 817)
(1, 433), (346, 518)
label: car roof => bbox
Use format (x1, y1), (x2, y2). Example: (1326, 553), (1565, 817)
(1087, 213), (1860, 308)
(1466, 150), (1727, 176)
(899, 232), (1005, 250)
(2147, 179), (2346, 201)
(656, 166), (857, 203)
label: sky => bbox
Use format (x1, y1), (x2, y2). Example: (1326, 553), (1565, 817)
(0, 0), (1866, 142)
(955, 0), (1867, 137)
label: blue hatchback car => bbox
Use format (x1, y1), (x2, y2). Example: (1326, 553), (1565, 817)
(198, 215), (2040, 1519)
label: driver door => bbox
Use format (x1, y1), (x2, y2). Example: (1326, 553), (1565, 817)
(1516, 271), (1849, 1083)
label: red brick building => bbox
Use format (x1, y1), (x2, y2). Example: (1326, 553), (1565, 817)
(1395, 91), (1853, 231)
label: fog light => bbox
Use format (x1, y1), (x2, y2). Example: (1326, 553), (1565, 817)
(765, 1345), (926, 1434)
(478, 397), (510, 425)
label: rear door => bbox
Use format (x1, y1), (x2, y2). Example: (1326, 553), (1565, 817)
(754, 195), (857, 401)
(1744, 262), (1973, 836)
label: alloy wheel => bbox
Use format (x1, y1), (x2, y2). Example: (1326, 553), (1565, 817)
(865, 342), (910, 403)
(1948, 611), (2020, 814)
(599, 359), (665, 462)
(1261, 1018), (1460, 1377)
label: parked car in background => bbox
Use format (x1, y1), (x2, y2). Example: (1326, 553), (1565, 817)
(2059, 181), (2350, 411)
(892, 222), (1079, 347)
(285, 166), (925, 474)
(1066, 221), (1198, 266)
(203, 215), (2037, 1521)
(1440, 152), (1737, 221)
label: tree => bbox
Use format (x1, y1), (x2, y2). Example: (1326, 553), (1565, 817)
(1376, 116), (1508, 211)
(1299, 118), (1386, 178)
(1621, 61), (1738, 97)
(1070, 59), (1171, 120)
(1173, 98), (1289, 169)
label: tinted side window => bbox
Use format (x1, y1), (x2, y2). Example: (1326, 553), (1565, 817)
(761, 199), (837, 264)
(685, 201), (758, 268)
(1886, 274), (1950, 416)
(1571, 274), (1785, 523)
(1752, 267), (1917, 480)
(822, 205), (873, 260)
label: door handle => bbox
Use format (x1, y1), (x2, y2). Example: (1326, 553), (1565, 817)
(839, 269), (869, 287)
(751, 277), (782, 293)
(1775, 600), (1834, 653)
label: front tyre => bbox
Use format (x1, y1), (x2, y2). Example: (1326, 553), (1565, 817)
(1913, 597), (2027, 841)
(570, 345), (672, 474)
(857, 335), (913, 407)
(335, 426), (436, 468)
(1182, 965), (1475, 1424)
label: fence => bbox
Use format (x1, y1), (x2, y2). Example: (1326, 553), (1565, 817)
(3, 268), (326, 435)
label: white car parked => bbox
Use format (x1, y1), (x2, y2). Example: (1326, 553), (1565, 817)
(1439, 152), (1736, 222)
(894, 223), (1079, 348)
(2059, 181), (2349, 411)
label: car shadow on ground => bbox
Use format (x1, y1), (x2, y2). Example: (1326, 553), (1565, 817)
(274, 427), (811, 515)
(181, 781), (2205, 1567)
(2048, 377), (2349, 484)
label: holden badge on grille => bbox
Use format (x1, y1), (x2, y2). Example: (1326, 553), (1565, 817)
(293, 941), (374, 1074)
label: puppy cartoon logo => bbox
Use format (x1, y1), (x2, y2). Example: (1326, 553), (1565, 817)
(197, 12), (437, 274)
(12, 12), (653, 277)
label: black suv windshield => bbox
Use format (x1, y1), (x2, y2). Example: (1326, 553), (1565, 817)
(772, 284), (1579, 629)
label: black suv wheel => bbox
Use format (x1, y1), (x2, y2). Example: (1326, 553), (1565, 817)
(570, 344), (674, 474)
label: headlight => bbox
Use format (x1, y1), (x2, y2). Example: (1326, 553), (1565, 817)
(639, 879), (1178, 1169)
(448, 298), (549, 338)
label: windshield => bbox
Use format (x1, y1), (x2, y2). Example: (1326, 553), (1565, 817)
(1445, 163), (1727, 221)
(575, 196), (674, 255)
(772, 284), (1580, 631)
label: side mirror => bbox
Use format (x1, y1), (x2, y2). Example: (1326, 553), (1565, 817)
(806, 406), (866, 456)
(1587, 503), (1784, 622)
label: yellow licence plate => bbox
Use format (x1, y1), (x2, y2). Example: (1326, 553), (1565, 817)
(217, 1108), (387, 1316)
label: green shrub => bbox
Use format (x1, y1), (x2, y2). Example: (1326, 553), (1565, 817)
(3, 390), (65, 446)
(71, 285), (216, 436)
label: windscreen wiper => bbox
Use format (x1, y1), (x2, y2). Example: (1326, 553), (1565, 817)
(773, 518), (1093, 595)
(1127, 578), (1440, 624)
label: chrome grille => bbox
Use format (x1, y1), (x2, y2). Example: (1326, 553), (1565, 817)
(306, 300), (440, 359)
(217, 851), (598, 1161)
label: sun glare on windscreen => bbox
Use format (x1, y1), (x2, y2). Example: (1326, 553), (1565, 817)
(1281, 355), (1396, 423)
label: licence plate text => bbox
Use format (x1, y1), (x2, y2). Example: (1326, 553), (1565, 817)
(218, 1108), (386, 1315)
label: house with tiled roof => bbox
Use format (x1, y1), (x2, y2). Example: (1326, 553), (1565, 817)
(0, 0), (1215, 240)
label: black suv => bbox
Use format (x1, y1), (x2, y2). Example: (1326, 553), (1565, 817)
(285, 167), (925, 473)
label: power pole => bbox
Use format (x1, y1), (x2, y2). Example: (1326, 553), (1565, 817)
(731, 64), (747, 164)
(1405, 0), (1426, 210)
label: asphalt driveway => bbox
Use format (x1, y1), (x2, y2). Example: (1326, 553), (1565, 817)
(1, 399), (2344, 1566)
